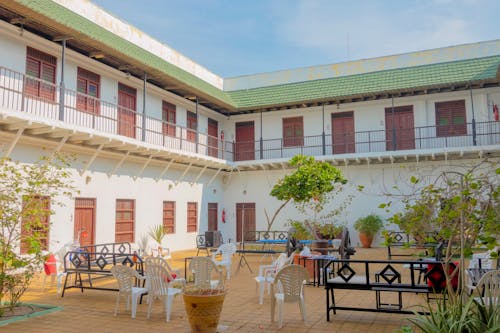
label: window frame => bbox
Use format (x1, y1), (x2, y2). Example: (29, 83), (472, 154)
(25, 47), (57, 101)
(163, 201), (176, 234)
(21, 196), (50, 254)
(162, 101), (176, 137)
(282, 116), (304, 147)
(115, 199), (135, 243)
(186, 111), (197, 143)
(187, 202), (198, 233)
(76, 67), (100, 114)
(435, 100), (467, 137)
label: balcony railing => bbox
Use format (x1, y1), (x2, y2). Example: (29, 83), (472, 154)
(0, 66), (499, 163)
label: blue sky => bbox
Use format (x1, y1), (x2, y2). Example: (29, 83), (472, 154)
(92, 0), (500, 78)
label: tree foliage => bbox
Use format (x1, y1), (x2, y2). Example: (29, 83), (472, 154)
(0, 155), (75, 313)
(265, 155), (347, 235)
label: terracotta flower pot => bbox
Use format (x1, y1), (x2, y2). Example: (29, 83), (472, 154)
(359, 232), (374, 248)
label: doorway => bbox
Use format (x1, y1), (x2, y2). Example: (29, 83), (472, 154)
(74, 198), (96, 247)
(236, 203), (256, 242)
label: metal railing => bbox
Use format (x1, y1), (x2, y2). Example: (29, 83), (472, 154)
(1, 66), (499, 163)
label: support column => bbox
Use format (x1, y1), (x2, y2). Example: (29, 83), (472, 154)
(391, 95), (396, 151)
(58, 39), (66, 121)
(322, 103), (326, 155)
(195, 97), (199, 153)
(260, 110), (263, 159)
(142, 73), (147, 142)
(469, 83), (477, 146)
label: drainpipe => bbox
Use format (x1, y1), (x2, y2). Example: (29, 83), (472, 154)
(391, 95), (396, 150)
(469, 82), (477, 146)
(142, 72), (147, 142)
(322, 103), (326, 155)
(260, 110), (263, 159)
(58, 38), (66, 121)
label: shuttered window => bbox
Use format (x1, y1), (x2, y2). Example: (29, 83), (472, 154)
(115, 199), (135, 242)
(283, 116), (304, 147)
(187, 202), (198, 233)
(435, 100), (467, 137)
(163, 201), (175, 234)
(25, 47), (57, 101)
(77, 67), (100, 114)
(162, 101), (176, 137)
(187, 111), (197, 142)
(21, 196), (50, 254)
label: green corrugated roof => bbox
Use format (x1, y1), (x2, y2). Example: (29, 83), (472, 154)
(12, 1), (500, 112)
(227, 56), (500, 109)
(15, 0), (235, 106)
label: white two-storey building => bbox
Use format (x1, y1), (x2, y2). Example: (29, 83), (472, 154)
(0, 0), (499, 251)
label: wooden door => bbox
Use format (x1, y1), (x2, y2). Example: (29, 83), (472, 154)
(74, 198), (96, 247)
(235, 121), (254, 161)
(21, 196), (50, 254)
(385, 106), (415, 150)
(208, 203), (218, 231)
(207, 118), (218, 158)
(118, 83), (136, 138)
(187, 111), (197, 142)
(236, 203), (255, 242)
(331, 111), (355, 154)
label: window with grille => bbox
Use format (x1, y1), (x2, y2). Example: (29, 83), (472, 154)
(163, 201), (175, 234)
(115, 199), (135, 242)
(25, 47), (57, 101)
(77, 67), (100, 114)
(187, 202), (197, 233)
(435, 100), (467, 137)
(162, 101), (176, 137)
(283, 116), (304, 147)
(21, 196), (50, 254)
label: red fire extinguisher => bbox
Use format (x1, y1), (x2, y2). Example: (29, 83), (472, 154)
(494, 104), (499, 122)
(221, 208), (226, 223)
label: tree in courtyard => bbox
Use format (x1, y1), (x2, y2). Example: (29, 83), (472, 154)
(0, 155), (75, 314)
(381, 160), (500, 303)
(265, 155), (347, 239)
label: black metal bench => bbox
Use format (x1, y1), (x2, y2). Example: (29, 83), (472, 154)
(323, 258), (448, 320)
(385, 231), (441, 259)
(61, 242), (143, 297)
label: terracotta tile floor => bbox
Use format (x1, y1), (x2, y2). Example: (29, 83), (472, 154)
(2, 247), (428, 332)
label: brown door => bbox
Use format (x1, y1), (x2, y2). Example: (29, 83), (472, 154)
(118, 83), (136, 138)
(235, 121), (254, 161)
(331, 111), (355, 154)
(207, 118), (218, 158)
(21, 196), (50, 254)
(385, 106), (415, 150)
(74, 198), (96, 247)
(208, 203), (218, 231)
(236, 203), (256, 242)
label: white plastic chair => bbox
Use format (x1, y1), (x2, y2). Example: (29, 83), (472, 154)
(110, 265), (148, 319)
(473, 269), (500, 306)
(42, 244), (72, 293)
(189, 256), (223, 289)
(254, 253), (294, 304)
(466, 249), (497, 294)
(145, 257), (185, 287)
(271, 264), (309, 329)
(145, 258), (184, 322)
(212, 243), (237, 279)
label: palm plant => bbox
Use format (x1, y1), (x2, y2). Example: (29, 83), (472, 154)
(148, 224), (167, 246)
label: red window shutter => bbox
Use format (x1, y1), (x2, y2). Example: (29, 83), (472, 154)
(435, 100), (466, 137)
(162, 101), (176, 137)
(25, 47), (56, 100)
(187, 202), (197, 233)
(187, 112), (197, 142)
(163, 201), (175, 234)
(283, 116), (304, 147)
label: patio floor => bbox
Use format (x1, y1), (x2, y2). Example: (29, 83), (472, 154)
(2, 247), (427, 333)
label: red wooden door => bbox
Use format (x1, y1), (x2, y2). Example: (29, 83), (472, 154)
(118, 83), (136, 138)
(235, 121), (254, 161)
(74, 198), (96, 247)
(331, 111), (355, 154)
(187, 111), (197, 142)
(208, 202), (218, 231)
(236, 203), (255, 242)
(385, 106), (415, 150)
(207, 118), (218, 158)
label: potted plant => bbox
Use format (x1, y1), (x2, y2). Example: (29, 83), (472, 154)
(354, 214), (384, 248)
(148, 224), (167, 256)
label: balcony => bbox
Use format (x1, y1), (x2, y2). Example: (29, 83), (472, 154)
(0, 66), (499, 170)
